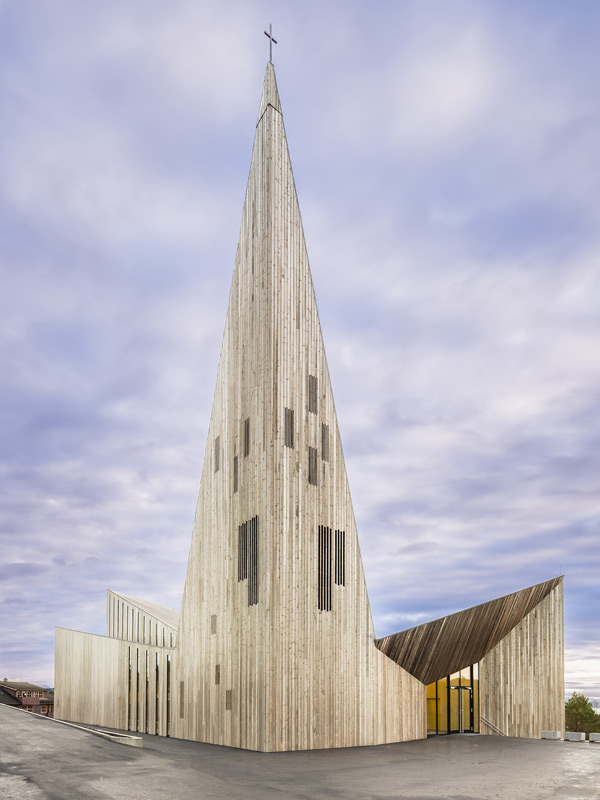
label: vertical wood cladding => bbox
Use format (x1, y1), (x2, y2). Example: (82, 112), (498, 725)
(480, 581), (564, 738)
(105, 590), (178, 649)
(54, 627), (175, 737)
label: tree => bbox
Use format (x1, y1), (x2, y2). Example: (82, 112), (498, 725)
(565, 692), (600, 734)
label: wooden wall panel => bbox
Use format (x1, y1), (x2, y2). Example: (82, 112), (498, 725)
(479, 581), (564, 738)
(55, 627), (175, 737)
(106, 590), (178, 649)
(54, 628), (125, 730)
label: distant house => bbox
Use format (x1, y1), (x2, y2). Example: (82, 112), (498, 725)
(0, 681), (54, 717)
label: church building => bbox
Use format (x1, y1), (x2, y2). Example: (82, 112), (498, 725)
(55, 58), (564, 751)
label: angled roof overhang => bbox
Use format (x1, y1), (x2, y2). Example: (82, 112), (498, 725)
(375, 576), (562, 685)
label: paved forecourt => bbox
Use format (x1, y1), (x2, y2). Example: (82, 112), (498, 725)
(0, 706), (597, 800)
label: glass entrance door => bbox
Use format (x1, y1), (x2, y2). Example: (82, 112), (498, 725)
(426, 663), (480, 735)
(450, 685), (472, 733)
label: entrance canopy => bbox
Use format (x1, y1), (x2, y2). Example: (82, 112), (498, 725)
(375, 577), (562, 685)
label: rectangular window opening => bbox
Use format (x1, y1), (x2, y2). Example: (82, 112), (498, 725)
(248, 515), (259, 606)
(214, 436), (220, 472)
(335, 529), (346, 586)
(225, 689), (232, 711)
(166, 655), (171, 736)
(243, 418), (250, 457)
(179, 680), (185, 719)
(284, 408), (294, 448)
(215, 664), (221, 686)
(155, 653), (159, 736)
(321, 423), (330, 462)
(308, 446), (318, 487)
(233, 455), (238, 494)
(145, 650), (150, 734)
(238, 521), (248, 581)
(211, 614), (217, 635)
(308, 374), (318, 414)
(318, 526), (332, 611)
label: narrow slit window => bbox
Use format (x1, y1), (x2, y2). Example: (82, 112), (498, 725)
(128, 647), (132, 731)
(136, 649), (140, 730)
(322, 423), (330, 462)
(166, 655), (171, 736)
(243, 418), (250, 457)
(145, 650), (150, 733)
(318, 526), (332, 611)
(238, 515), (259, 605)
(215, 664), (220, 685)
(308, 446), (318, 486)
(308, 374), (318, 414)
(179, 680), (185, 719)
(155, 653), (159, 735)
(238, 521), (248, 581)
(225, 689), (232, 711)
(284, 408), (294, 448)
(248, 515), (259, 606)
(335, 529), (346, 586)
(233, 455), (238, 493)
(211, 614), (217, 634)
(214, 436), (220, 472)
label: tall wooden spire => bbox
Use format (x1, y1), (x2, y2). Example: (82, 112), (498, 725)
(173, 62), (423, 751)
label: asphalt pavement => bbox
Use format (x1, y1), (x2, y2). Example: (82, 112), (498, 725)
(1, 705), (598, 800)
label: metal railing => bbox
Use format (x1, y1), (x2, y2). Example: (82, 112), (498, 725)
(481, 717), (507, 736)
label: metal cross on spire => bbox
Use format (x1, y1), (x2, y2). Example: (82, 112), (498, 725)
(264, 23), (277, 63)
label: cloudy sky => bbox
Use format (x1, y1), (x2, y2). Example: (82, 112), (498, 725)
(1, 0), (598, 701)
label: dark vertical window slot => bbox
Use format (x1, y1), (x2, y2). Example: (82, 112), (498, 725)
(284, 408), (294, 448)
(214, 436), (220, 472)
(136, 649), (140, 730)
(128, 647), (132, 731)
(166, 655), (171, 736)
(146, 650), (150, 733)
(308, 374), (318, 414)
(322, 423), (330, 462)
(318, 526), (332, 611)
(244, 418), (250, 457)
(211, 614), (217, 634)
(215, 664), (221, 685)
(233, 455), (238, 493)
(155, 653), (159, 735)
(238, 521), (248, 581)
(248, 516), (259, 606)
(308, 446), (318, 486)
(335, 529), (346, 586)
(225, 689), (232, 710)
(179, 680), (185, 719)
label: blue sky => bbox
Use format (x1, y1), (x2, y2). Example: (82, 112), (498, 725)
(1, 0), (599, 700)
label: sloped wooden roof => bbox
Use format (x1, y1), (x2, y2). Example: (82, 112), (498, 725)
(375, 576), (562, 685)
